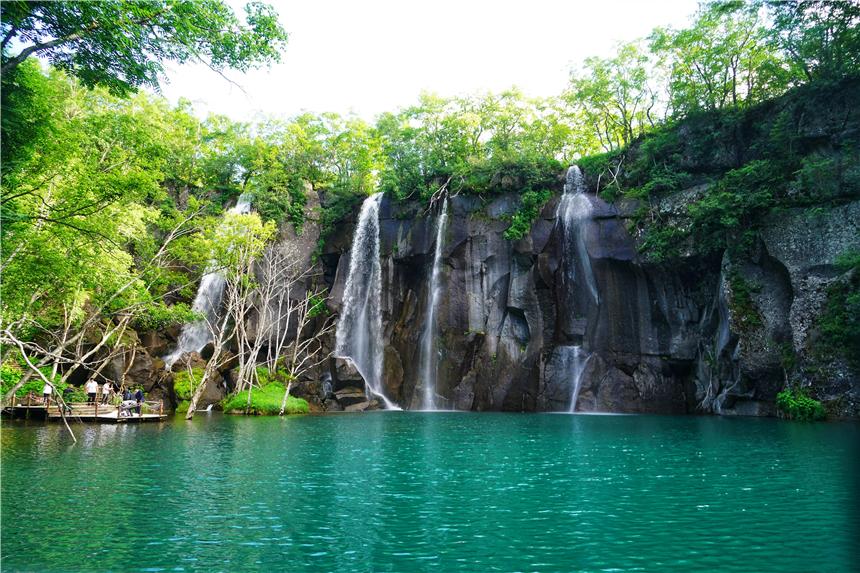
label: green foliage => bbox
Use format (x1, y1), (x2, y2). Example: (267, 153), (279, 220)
(728, 272), (763, 331)
(252, 176), (308, 231)
(760, 0), (860, 83)
(173, 367), (205, 400)
(815, 250), (860, 368)
(687, 160), (783, 255)
(133, 303), (200, 331)
(776, 388), (826, 421)
(650, 2), (789, 115)
(0, 0), (288, 95)
(504, 190), (551, 241)
(319, 188), (364, 241)
(565, 41), (657, 151)
(0, 362), (85, 401)
(307, 293), (330, 318)
(222, 380), (309, 415)
(639, 225), (686, 263)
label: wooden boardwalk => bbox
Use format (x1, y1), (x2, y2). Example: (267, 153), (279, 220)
(4, 397), (168, 423)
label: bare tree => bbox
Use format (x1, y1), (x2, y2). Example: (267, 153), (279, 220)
(277, 286), (336, 415)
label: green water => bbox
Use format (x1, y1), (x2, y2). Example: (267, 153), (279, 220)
(1, 413), (858, 572)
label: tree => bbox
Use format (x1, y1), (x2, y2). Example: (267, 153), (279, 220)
(650, 1), (788, 115)
(565, 42), (661, 151)
(759, 0), (860, 82)
(1, 0), (287, 95)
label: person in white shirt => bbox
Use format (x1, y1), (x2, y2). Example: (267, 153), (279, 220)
(42, 382), (53, 405)
(101, 381), (113, 404)
(85, 379), (99, 404)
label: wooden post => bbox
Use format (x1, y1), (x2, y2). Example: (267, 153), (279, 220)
(95, 396), (99, 417)
(159, 400), (163, 417)
(26, 393), (31, 419)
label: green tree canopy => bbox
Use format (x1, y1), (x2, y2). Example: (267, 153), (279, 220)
(0, 0), (287, 95)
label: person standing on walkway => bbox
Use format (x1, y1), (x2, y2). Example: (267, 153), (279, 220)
(134, 386), (144, 415)
(102, 381), (113, 404)
(42, 381), (53, 405)
(85, 379), (99, 404)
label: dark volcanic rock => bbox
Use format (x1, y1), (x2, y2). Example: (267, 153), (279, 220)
(317, 181), (858, 416)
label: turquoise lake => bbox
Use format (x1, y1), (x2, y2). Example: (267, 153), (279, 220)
(2, 412), (858, 572)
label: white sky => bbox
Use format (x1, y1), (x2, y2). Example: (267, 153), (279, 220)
(158, 0), (699, 122)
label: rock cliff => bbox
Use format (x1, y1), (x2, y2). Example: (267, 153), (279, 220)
(320, 184), (859, 416)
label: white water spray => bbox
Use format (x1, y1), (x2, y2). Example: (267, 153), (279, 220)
(335, 193), (398, 409)
(558, 345), (591, 412)
(163, 194), (252, 369)
(419, 199), (449, 410)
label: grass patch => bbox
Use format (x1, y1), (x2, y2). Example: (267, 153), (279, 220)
(173, 367), (204, 400)
(222, 382), (309, 416)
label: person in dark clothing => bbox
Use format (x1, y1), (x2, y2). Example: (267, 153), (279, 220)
(122, 388), (131, 401)
(134, 387), (144, 415)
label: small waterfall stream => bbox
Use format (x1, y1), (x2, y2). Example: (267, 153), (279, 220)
(556, 166), (596, 411)
(335, 193), (398, 409)
(163, 194), (252, 369)
(418, 199), (449, 410)
(558, 346), (591, 412)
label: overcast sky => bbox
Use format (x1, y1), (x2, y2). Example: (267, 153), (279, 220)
(158, 0), (699, 122)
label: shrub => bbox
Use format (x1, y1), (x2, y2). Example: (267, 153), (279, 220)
(687, 160), (783, 256)
(639, 225), (686, 262)
(0, 363), (87, 402)
(133, 302), (200, 331)
(776, 388), (826, 421)
(504, 189), (551, 240)
(815, 250), (860, 368)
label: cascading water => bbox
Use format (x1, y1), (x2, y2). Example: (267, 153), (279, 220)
(163, 194), (252, 369)
(558, 346), (590, 412)
(335, 193), (398, 410)
(556, 166), (596, 411)
(557, 166), (598, 304)
(418, 199), (449, 410)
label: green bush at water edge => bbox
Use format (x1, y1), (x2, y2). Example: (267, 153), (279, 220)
(776, 388), (826, 421)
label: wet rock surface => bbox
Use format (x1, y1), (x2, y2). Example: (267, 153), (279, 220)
(323, 189), (859, 417)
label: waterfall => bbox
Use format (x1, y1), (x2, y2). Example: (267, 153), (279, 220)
(418, 199), (449, 410)
(163, 194), (252, 369)
(557, 166), (598, 304)
(557, 345), (590, 412)
(556, 166), (596, 411)
(335, 193), (398, 410)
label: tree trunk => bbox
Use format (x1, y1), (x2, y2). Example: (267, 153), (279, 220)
(278, 380), (293, 416)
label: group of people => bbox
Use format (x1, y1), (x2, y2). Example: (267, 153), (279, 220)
(41, 380), (145, 414)
(84, 379), (115, 405)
